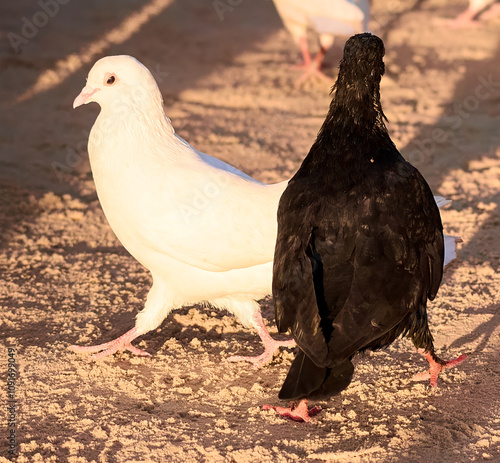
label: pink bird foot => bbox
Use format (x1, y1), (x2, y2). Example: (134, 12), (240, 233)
(291, 35), (313, 70)
(262, 399), (322, 422)
(68, 327), (151, 361)
(227, 338), (296, 367)
(227, 310), (295, 367)
(412, 349), (468, 387)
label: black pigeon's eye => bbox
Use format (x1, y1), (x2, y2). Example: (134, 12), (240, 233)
(105, 74), (116, 86)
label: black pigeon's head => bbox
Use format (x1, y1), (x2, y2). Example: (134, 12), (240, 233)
(325, 33), (387, 130)
(336, 33), (385, 92)
(341, 33), (385, 77)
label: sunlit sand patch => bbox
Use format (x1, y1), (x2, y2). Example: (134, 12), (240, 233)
(439, 149), (500, 244)
(16, 0), (174, 103)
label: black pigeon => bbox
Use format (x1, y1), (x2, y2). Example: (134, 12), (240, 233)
(264, 33), (467, 422)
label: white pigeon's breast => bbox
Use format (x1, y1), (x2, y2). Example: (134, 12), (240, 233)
(88, 125), (166, 265)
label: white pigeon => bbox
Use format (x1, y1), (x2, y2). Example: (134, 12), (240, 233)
(272, 0), (370, 84)
(70, 55), (459, 364)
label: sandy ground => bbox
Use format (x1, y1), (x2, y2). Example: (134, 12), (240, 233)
(1, 0), (499, 461)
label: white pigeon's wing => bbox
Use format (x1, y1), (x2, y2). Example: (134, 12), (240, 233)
(196, 144), (258, 183)
(136, 156), (287, 272)
(433, 196), (460, 266)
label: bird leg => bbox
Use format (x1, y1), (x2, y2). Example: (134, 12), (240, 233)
(262, 399), (322, 423)
(412, 348), (467, 387)
(68, 327), (151, 361)
(292, 36), (313, 69)
(295, 45), (331, 87)
(227, 310), (295, 367)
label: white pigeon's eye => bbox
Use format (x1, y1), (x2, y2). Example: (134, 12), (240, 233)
(105, 74), (117, 86)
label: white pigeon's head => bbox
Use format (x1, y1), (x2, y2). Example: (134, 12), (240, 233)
(73, 55), (163, 112)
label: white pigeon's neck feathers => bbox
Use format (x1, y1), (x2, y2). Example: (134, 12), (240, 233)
(100, 84), (174, 135)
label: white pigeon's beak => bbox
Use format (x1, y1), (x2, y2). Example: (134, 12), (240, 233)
(73, 85), (100, 109)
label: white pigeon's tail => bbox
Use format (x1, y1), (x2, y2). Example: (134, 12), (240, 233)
(444, 234), (462, 267)
(434, 196), (461, 266)
(434, 196), (451, 208)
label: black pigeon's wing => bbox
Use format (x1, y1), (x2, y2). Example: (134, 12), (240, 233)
(324, 170), (444, 361)
(273, 165), (444, 370)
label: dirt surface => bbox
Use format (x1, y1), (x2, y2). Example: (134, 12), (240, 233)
(1, 0), (499, 461)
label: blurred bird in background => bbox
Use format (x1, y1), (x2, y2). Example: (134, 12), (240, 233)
(451, 0), (500, 26)
(272, 0), (370, 85)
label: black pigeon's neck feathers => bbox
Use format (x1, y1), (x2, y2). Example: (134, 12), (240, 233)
(302, 33), (396, 173)
(329, 34), (386, 126)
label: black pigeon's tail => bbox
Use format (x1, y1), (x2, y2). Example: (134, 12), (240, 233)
(278, 350), (354, 401)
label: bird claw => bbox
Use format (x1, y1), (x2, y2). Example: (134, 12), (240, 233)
(125, 344), (152, 357)
(68, 327), (150, 361)
(227, 339), (295, 368)
(412, 353), (468, 387)
(262, 400), (321, 422)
